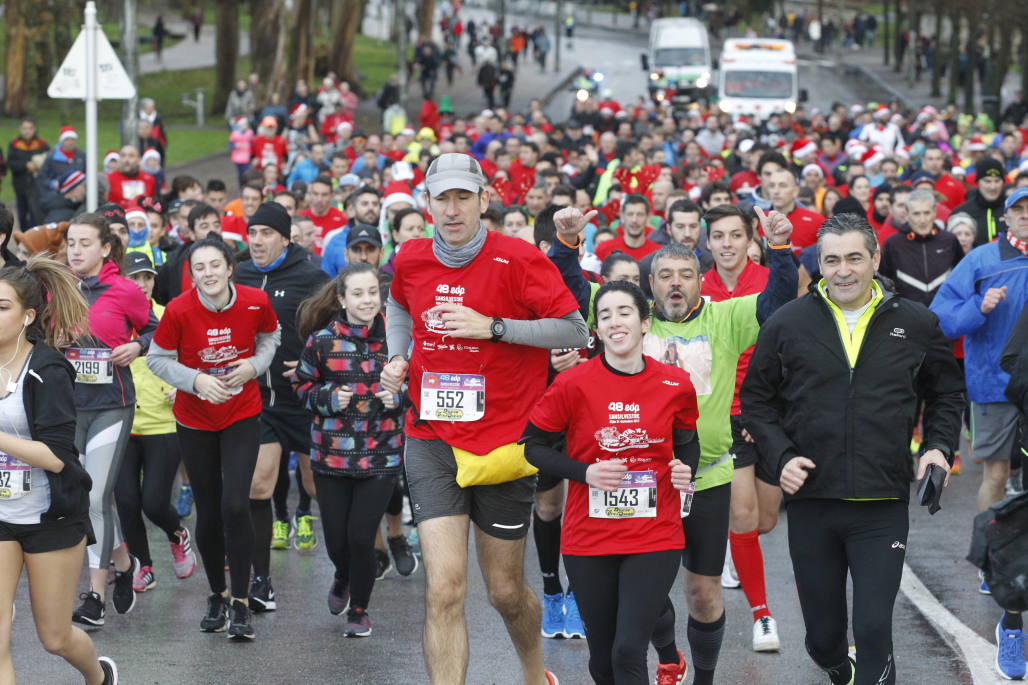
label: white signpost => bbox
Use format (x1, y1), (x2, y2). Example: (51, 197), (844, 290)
(47, 2), (136, 211)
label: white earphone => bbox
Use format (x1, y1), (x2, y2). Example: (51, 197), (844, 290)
(23, 315), (30, 327)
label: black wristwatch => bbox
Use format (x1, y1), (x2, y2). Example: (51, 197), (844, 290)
(489, 318), (506, 343)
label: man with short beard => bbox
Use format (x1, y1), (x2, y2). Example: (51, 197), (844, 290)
(107, 145), (156, 209)
(320, 185), (382, 277)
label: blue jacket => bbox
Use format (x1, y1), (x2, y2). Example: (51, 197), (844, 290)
(320, 224), (352, 278)
(286, 157), (325, 187)
(930, 236), (1028, 403)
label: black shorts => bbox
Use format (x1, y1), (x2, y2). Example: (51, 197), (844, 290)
(259, 404), (312, 454)
(403, 436), (536, 540)
(0, 517), (90, 554)
(535, 471), (563, 493)
(731, 415), (779, 486)
(681, 482), (731, 576)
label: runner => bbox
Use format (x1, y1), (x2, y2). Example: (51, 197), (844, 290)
(113, 252), (196, 595)
(65, 213), (158, 629)
(522, 280), (699, 685)
(146, 238), (281, 640)
(699, 204), (783, 652)
(234, 201), (328, 612)
(381, 153), (587, 684)
(0, 255), (118, 683)
(741, 212), (964, 685)
(293, 262), (405, 637)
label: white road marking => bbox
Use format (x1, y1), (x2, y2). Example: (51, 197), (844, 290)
(901, 563), (998, 684)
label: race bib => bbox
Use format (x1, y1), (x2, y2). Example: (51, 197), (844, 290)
(0, 451), (31, 500)
(66, 348), (114, 385)
(419, 373), (485, 422)
(589, 470), (657, 519)
(203, 367), (243, 396)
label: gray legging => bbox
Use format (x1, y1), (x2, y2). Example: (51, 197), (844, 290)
(75, 407), (134, 570)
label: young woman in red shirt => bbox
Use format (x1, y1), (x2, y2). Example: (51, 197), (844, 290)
(146, 239), (280, 641)
(522, 281), (700, 685)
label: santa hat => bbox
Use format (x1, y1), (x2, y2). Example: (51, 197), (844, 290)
(399, 127), (416, 137)
(894, 146), (910, 160)
(382, 190), (415, 208)
(336, 121), (353, 133)
(737, 139), (755, 154)
(967, 137), (987, 152)
(890, 113), (904, 125)
(951, 166), (967, 176)
(142, 148), (161, 164)
(844, 139), (867, 160)
(390, 160), (415, 182)
(58, 126), (78, 143)
(124, 208), (149, 224)
(860, 148), (884, 168)
(103, 150), (120, 167)
(687, 186), (702, 201)
(850, 103), (865, 115)
(801, 164), (824, 179)
(290, 103), (308, 118)
(790, 139), (817, 160)
(873, 105), (891, 120)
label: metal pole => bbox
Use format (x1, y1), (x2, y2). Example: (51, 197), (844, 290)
(85, 1), (99, 212)
(120, 0), (139, 148)
(554, 0), (562, 72)
(397, 0), (408, 112)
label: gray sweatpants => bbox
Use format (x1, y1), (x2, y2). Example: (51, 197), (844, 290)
(75, 406), (134, 570)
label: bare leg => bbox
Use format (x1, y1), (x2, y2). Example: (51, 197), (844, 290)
(474, 526), (547, 685)
(420, 515), (471, 685)
(979, 460), (1010, 512)
(0, 541), (23, 685)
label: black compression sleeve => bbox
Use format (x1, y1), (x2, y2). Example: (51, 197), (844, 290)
(672, 428), (700, 473)
(521, 421), (590, 484)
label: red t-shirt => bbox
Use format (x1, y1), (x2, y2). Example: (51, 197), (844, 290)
(299, 207), (347, 254)
(700, 260), (769, 414)
(153, 285), (279, 431)
(390, 232), (580, 454)
(107, 171), (156, 209)
(529, 355), (698, 556)
(594, 236), (662, 263)
(782, 205), (825, 253)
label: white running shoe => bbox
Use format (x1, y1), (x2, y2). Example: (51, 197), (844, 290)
(752, 616), (781, 652)
(721, 544), (740, 589)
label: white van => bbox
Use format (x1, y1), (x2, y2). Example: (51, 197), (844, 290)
(717, 39), (808, 120)
(642, 18), (714, 105)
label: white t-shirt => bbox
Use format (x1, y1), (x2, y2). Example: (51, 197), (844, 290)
(841, 297), (875, 334)
(0, 353), (51, 524)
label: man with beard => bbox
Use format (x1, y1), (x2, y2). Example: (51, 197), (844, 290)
(107, 145), (157, 209)
(321, 185), (383, 277)
(639, 200), (713, 297)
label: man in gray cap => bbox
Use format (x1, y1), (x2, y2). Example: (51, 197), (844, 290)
(381, 154), (587, 685)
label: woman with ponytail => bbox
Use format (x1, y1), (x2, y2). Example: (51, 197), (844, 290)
(0, 256), (118, 683)
(293, 262), (405, 637)
(65, 212), (158, 629)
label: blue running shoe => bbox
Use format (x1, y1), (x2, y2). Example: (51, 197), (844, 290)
(176, 484), (193, 518)
(541, 593), (565, 638)
(563, 592), (585, 639)
(995, 618), (1026, 680)
(980, 570), (992, 595)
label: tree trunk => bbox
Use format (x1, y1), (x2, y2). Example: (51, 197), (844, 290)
(883, 0), (890, 66)
(893, 2), (904, 72)
(983, 21), (1012, 123)
(288, 0), (316, 88)
(211, 0), (239, 116)
(1021, 26), (1028, 99)
(4, 0), (28, 117)
(417, 0), (435, 41)
(964, 12), (978, 113)
(330, 0), (364, 93)
(120, 0), (140, 148)
(930, 10), (943, 97)
(947, 11), (960, 104)
(250, 0), (288, 101)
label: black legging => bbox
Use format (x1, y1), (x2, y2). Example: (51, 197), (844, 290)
(787, 499), (908, 685)
(312, 472), (397, 611)
(272, 450), (311, 521)
(177, 416), (259, 599)
(564, 549), (681, 685)
(385, 478), (404, 517)
(114, 433), (182, 567)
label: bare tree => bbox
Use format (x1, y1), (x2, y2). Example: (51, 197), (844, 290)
(330, 0), (366, 92)
(212, 0), (239, 115)
(3, 0), (29, 116)
(251, 0), (288, 101)
(288, 0), (317, 88)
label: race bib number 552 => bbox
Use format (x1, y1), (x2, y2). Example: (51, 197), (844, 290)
(419, 373), (485, 422)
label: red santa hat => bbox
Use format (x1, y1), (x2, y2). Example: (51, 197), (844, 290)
(141, 148), (162, 164)
(58, 126), (78, 144)
(860, 148), (884, 168)
(873, 105), (891, 120)
(894, 146), (911, 160)
(801, 163), (824, 179)
(336, 121), (353, 133)
(790, 138), (817, 160)
(103, 150), (120, 167)
(844, 139), (867, 161)
(967, 137), (987, 152)
(290, 103), (308, 118)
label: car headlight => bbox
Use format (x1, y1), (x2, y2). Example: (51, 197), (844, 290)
(592, 71), (605, 83)
(650, 72), (660, 81)
(576, 89), (590, 102)
(696, 77), (708, 88)
(784, 100), (797, 113)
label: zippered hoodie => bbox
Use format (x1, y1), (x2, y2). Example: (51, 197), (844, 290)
(293, 313), (403, 477)
(23, 340), (95, 535)
(74, 260), (157, 410)
(235, 243), (330, 408)
(879, 225), (964, 307)
(741, 280), (965, 502)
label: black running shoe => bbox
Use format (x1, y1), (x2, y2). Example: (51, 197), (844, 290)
(200, 593), (229, 632)
(248, 576), (277, 613)
(98, 656), (118, 684)
(72, 591), (105, 627)
(387, 534), (419, 577)
(111, 556), (139, 615)
(374, 549), (392, 580)
(228, 600), (255, 641)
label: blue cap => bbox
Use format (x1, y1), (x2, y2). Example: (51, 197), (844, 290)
(338, 173), (360, 188)
(1005, 186), (1028, 212)
(909, 170), (935, 187)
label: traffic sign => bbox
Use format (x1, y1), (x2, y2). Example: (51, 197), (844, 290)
(47, 27), (136, 100)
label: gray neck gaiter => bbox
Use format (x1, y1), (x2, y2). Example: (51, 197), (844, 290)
(433, 223), (488, 268)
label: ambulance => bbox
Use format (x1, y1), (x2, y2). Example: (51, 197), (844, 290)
(642, 18), (715, 105)
(716, 38), (807, 120)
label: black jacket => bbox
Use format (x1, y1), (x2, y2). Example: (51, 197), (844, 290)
(6, 136), (49, 193)
(952, 188), (1007, 247)
(740, 283), (965, 502)
(235, 243), (330, 407)
(40, 189), (83, 223)
(879, 227), (963, 307)
(153, 241), (192, 306)
(22, 340), (95, 534)
(1002, 301), (1028, 410)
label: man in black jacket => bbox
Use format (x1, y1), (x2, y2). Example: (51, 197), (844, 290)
(234, 202), (329, 612)
(951, 157), (1007, 246)
(6, 119), (49, 229)
(740, 212), (965, 685)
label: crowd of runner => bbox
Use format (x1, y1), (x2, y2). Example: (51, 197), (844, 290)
(2, 30), (1028, 683)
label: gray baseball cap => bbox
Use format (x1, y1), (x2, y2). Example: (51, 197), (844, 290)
(424, 153), (486, 197)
